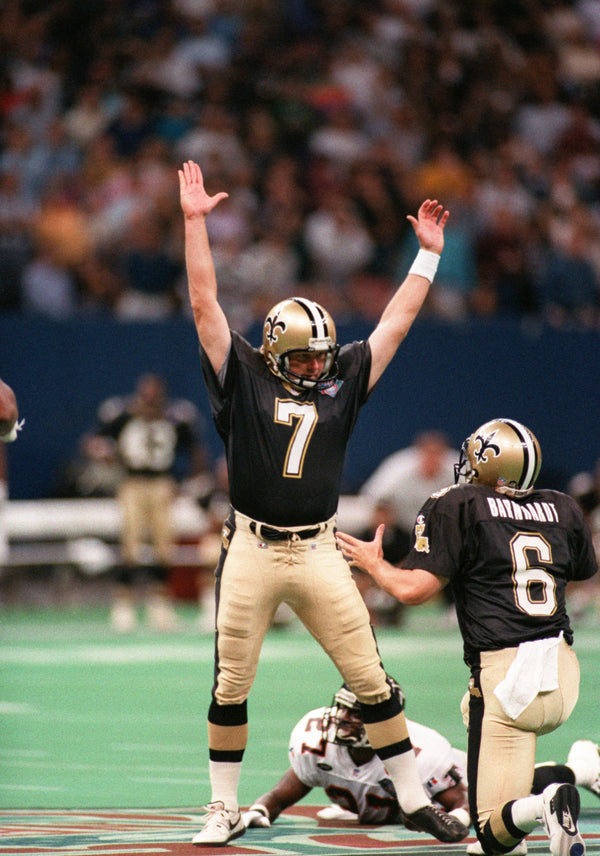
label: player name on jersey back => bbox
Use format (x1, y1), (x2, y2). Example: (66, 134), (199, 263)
(486, 496), (559, 523)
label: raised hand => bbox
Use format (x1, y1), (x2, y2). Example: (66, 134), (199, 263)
(178, 160), (229, 219)
(406, 199), (449, 255)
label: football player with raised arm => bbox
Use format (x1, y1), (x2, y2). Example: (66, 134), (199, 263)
(336, 418), (599, 856)
(178, 159), (469, 847)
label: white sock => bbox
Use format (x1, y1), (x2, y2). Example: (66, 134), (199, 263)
(383, 751), (430, 814)
(510, 793), (545, 833)
(209, 760), (242, 812)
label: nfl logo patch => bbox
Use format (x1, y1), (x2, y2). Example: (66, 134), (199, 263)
(320, 380), (343, 397)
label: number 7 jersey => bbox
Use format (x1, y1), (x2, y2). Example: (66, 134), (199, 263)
(199, 332), (372, 526)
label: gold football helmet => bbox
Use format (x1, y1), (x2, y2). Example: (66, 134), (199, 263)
(261, 297), (339, 389)
(454, 418), (542, 496)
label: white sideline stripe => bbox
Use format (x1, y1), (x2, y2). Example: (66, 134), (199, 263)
(0, 783), (62, 791)
(0, 749), (47, 757)
(2, 759), (198, 773)
(130, 777), (200, 785)
(2, 632), (596, 667)
(2, 711), (199, 724)
(112, 743), (192, 754)
(0, 643), (214, 665)
(0, 702), (37, 714)
(0, 636), (463, 665)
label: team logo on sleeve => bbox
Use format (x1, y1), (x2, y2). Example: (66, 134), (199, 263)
(414, 515), (429, 553)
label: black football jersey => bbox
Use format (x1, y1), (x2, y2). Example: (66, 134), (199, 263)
(402, 483), (598, 666)
(99, 411), (197, 477)
(200, 331), (372, 526)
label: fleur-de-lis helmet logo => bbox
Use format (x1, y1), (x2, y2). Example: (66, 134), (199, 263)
(473, 430), (501, 464)
(264, 312), (286, 346)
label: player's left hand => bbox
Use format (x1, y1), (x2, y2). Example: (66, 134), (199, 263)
(406, 199), (449, 255)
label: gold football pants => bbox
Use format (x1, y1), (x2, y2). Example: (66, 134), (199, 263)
(118, 475), (176, 566)
(213, 510), (392, 707)
(465, 636), (580, 848)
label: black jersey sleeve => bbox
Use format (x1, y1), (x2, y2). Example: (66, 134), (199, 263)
(402, 486), (463, 578)
(97, 411), (130, 440)
(198, 334), (238, 442)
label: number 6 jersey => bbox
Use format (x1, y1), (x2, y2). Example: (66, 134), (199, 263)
(402, 483), (598, 667)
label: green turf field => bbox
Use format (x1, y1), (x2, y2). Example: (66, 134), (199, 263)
(1, 603), (599, 814)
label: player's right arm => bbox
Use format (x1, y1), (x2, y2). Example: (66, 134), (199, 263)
(243, 768), (312, 826)
(178, 160), (231, 374)
(336, 524), (446, 604)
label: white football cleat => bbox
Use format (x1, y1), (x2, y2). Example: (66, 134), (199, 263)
(192, 801), (245, 846)
(567, 740), (600, 797)
(542, 783), (585, 856)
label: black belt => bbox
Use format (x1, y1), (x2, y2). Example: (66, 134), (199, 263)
(249, 521), (321, 541)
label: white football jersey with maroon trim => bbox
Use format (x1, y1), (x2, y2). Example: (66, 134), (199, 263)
(288, 706), (466, 824)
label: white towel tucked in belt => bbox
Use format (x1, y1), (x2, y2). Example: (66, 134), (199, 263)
(493, 633), (562, 720)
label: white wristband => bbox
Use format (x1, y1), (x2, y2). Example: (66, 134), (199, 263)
(408, 249), (440, 283)
(249, 803), (269, 818)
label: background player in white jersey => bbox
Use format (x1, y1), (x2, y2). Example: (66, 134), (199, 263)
(179, 159), (468, 847)
(336, 418), (598, 856)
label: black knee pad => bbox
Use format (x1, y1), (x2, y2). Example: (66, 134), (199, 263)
(208, 698), (248, 727)
(360, 679), (405, 723)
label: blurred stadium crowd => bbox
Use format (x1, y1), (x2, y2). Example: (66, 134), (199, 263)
(1, 0), (600, 330)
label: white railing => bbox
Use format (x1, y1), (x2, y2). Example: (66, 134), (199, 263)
(1, 495), (374, 572)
